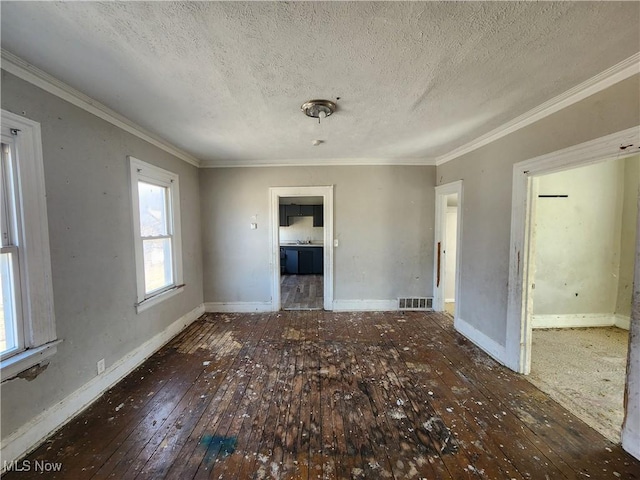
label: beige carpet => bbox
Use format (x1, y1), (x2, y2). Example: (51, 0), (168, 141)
(527, 327), (628, 443)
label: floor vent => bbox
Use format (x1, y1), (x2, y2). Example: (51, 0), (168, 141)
(398, 297), (433, 311)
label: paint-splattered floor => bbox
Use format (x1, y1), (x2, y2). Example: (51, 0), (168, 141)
(6, 312), (639, 479)
(528, 326), (628, 444)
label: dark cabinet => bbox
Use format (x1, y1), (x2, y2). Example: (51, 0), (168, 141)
(285, 204), (300, 217)
(279, 205), (289, 227)
(313, 205), (323, 227)
(282, 247), (323, 274)
(284, 248), (298, 274)
(313, 247), (323, 272)
(298, 249), (314, 274)
(285, 204), (314, 217)
(280, 204), (323, 227)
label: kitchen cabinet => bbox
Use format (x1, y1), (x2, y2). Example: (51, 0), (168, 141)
(285, 204), (300, 218)
(281, 246), (323, 274)
(279, 205), (289, 227)
(298, 249), (314, 274)
(284, 248), (298, 274)
(280, 204), (322, 227)
(312, 247), (323, 272)
(313, 205), (323, 227)
(285, 204), (313, 217)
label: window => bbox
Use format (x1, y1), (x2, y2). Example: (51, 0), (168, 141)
(0, 110), (58, 381)
(1, 138), (23, 359)
(130, 157), (183, 312)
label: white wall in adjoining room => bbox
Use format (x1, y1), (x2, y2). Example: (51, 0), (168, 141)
(617, 155), (640, 318)
(530, 155), (639, 328)
(445, 204), (458, 302)
(532, 159), (624, 317)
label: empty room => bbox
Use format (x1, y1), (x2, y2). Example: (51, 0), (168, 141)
(1, 2), (639, 479)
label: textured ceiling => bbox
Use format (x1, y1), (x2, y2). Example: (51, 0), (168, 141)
(1, 1), (639, 167)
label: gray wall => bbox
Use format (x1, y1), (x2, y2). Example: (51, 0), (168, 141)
(200, 165), (436, 303)
(0, 71), (204, 438)
(436, 74), (640, 345)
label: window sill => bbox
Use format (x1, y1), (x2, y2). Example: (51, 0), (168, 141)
(136, 285), (184, 313)
(1, 339), (62, 383)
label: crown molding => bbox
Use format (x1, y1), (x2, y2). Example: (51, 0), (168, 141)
(436, 52), (640, 166)
(1, 49), (201, 168)
(199, 157), (438, 168)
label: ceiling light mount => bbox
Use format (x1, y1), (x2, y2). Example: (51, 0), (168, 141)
(301, 99), (336, 124)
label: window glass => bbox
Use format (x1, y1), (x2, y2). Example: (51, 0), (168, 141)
(0, 252), (18, 355)
(138, 181), (168, 237)
(143, 238), (173, 294)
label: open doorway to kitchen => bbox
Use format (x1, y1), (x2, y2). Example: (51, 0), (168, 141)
(524, 156), (637, 443)
(279, 196), (324, 310)
(270, 186), (334, 311)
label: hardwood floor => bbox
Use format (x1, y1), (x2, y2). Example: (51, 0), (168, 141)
(5, 311), (639, 479)
(281, 275), (323, 310)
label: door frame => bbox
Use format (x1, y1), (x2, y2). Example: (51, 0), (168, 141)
(433, 180), (463, 316)
(269, 186), (334, 311)
(505, 126), (639, 374)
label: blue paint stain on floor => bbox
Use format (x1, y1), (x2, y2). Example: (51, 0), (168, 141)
(200, 435), (237, 465)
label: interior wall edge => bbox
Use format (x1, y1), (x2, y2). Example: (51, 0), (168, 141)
(0, 303), (205, 464)
(454, 316), (508, 368)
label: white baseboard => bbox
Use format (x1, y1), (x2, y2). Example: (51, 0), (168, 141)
(615, 314), (631, 330)
(332, 299), (397, 311)
(454, 317), (507, 367)
(622, 429), (640, 461)
(204, 302), (273, 313)
(0, 303), (205, 464)
(532, 313), (630, 330)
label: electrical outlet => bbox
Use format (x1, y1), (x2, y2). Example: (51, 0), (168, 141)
(97, 358), (105, 375)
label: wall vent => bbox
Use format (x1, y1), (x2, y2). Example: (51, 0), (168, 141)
(398, 297), (433, 311)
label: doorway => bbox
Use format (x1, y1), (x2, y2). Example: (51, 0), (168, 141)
(525, 157), (636, 442)
(269, 186), (334, 311)
(505, 127), (639, 453)
(434, 181), (463, 317)
(279, 196), (324, 310)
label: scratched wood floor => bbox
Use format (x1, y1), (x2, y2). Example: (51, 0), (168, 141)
(7, 311), (640, 480)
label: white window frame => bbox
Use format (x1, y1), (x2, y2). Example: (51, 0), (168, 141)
(129, 156), (183, 313)
(0, 110), (59, 382)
